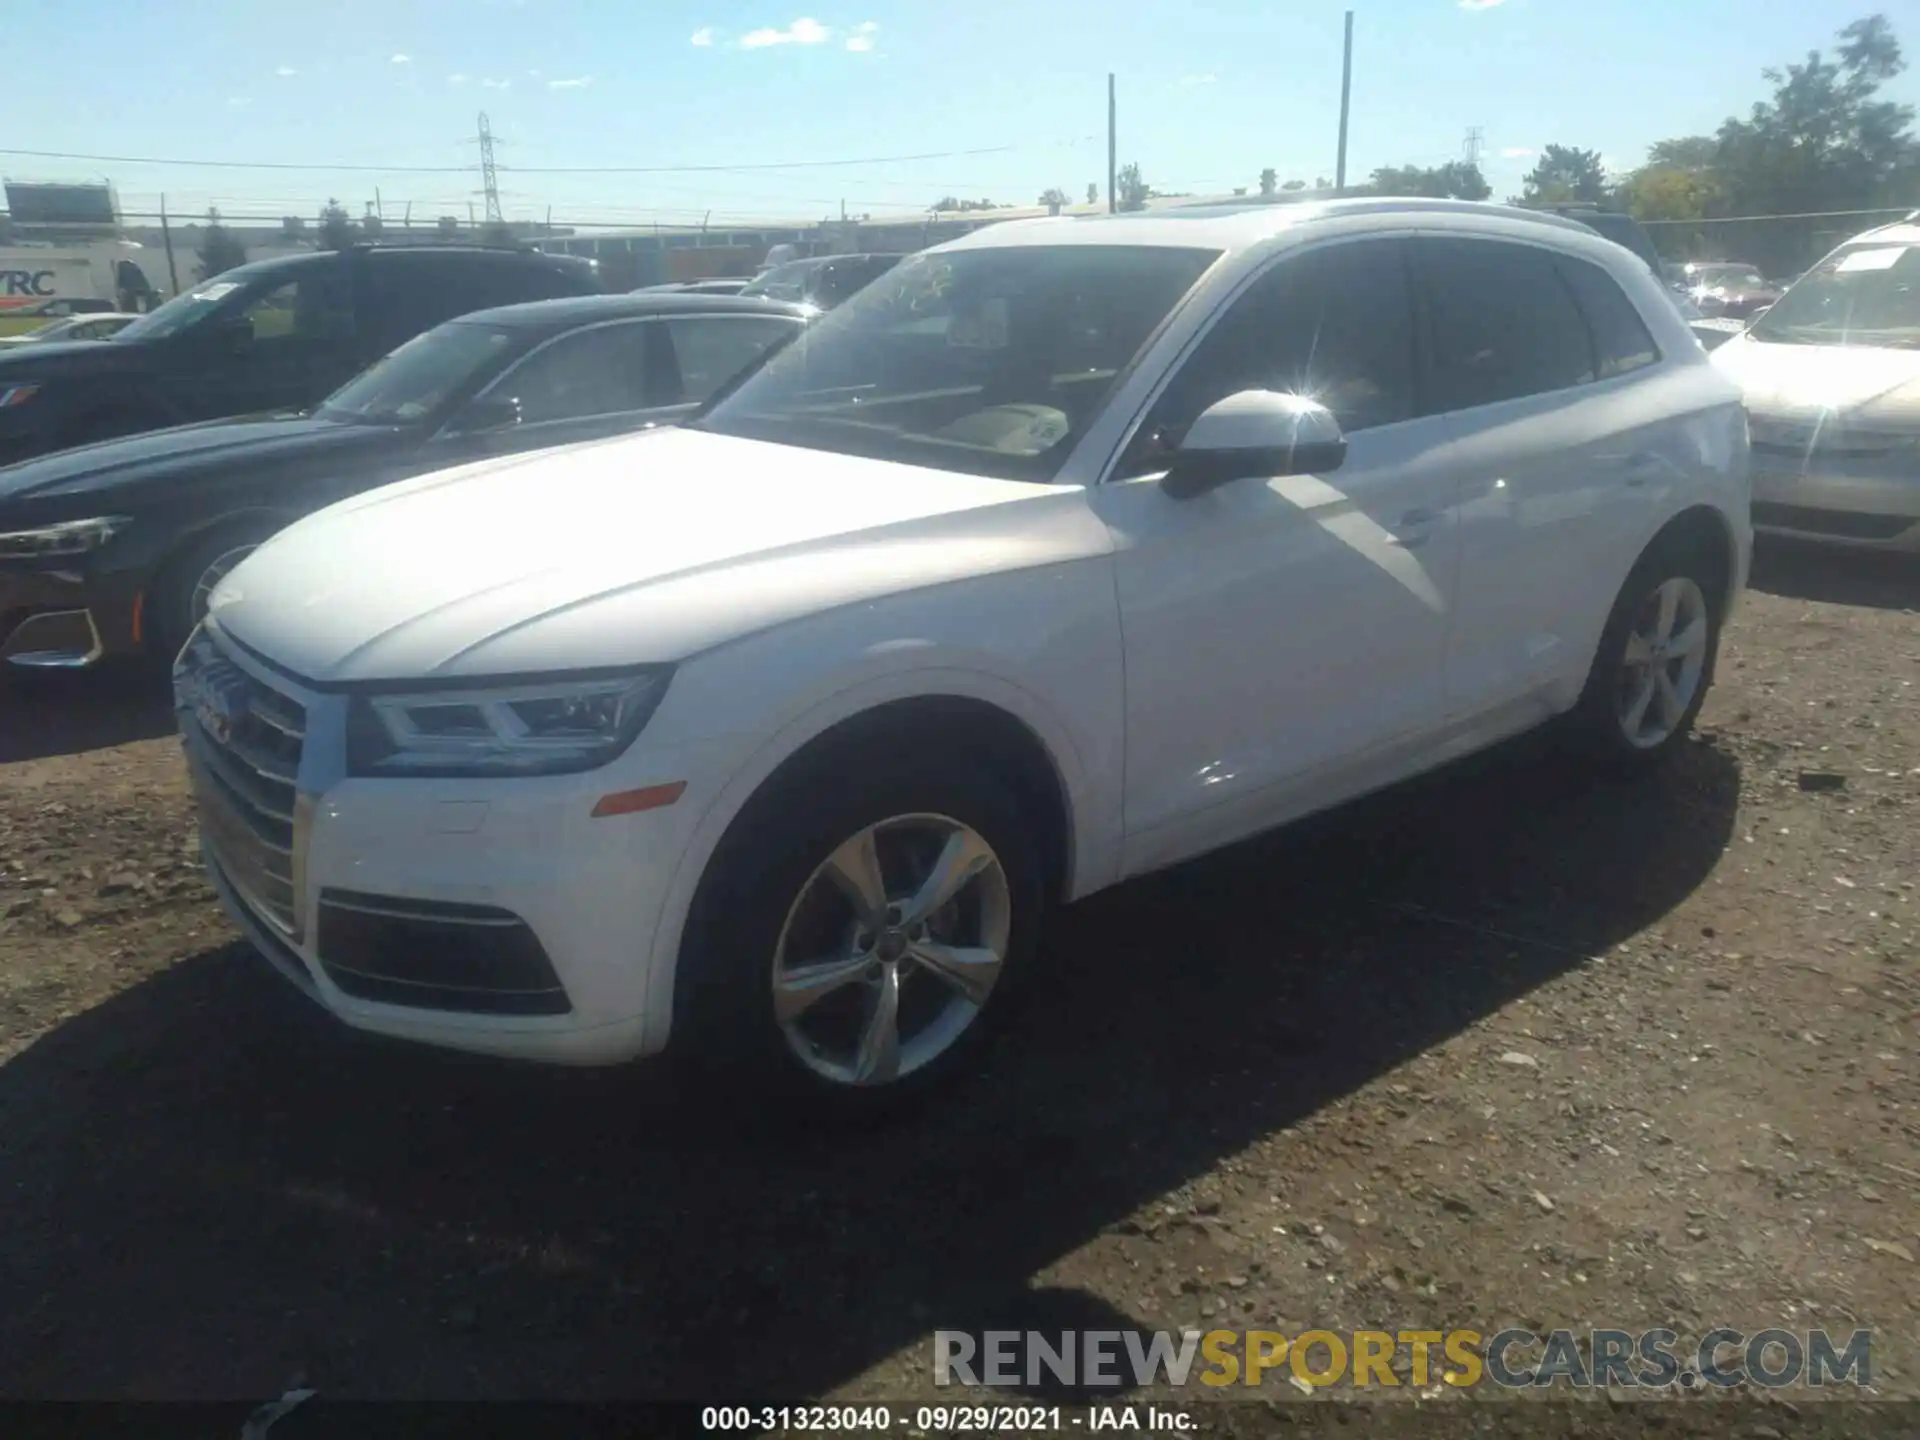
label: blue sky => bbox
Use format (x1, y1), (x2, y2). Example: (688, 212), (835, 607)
(4, 0), (1917, 230)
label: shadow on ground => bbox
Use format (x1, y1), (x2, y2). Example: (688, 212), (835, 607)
(0, 663), (174, 764)
(0, 733), (1740, 1401)
(1748, 535), (1920, 613)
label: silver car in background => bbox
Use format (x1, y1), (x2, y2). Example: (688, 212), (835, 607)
(1711, 220), (1920, 552)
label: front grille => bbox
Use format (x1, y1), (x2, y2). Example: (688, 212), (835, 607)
(1752, 502), (1917, 541)
(176, 630), (308, 936)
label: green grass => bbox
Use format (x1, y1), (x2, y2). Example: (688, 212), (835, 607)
(0, 316), (46, 338)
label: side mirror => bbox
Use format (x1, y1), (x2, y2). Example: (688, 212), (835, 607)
(447, 395), (522, 436)
(1161, 390), (1347, 500)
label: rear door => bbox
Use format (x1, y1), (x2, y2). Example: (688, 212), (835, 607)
(1409, 235), (1667, 721)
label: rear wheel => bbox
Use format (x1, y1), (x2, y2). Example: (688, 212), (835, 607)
(1567, 539), (1721, 772)
(673, 755), (1044, 1118)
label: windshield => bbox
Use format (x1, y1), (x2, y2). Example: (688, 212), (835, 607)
(1750, 243), (1920, 348)
(111, 269), (270, 341)
(1693, 265), (1766, 289)
(22, 317), (74, 340)
(318, 322), (518, 424)
(693, 243), (1220, 483)
(739, 260), (820, 301)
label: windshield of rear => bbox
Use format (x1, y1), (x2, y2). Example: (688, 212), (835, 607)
(1750, 242), (1920, 348)
(1694, 264), (1765, 289)
(111, 267), (275, 341)
(692, 244), (1220, 483)
(317, 321), (518, 423)
(739, 260), (819, 301)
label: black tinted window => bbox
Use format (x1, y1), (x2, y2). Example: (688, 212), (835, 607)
(660, 316), (798, 404)
(493, 322), (649, 423)
(1131, 238), (1414, 469)
(1556, 257), (1659, 378)
(1416, 238), (1595, 412)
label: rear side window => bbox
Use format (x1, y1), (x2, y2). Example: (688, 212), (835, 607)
(1555, 257), (1660, 378)
(658, 315), (799, 404)
(1414, 238), (1595, 413)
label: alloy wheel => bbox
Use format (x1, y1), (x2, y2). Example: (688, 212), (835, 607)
(1615, 575), (1709, 750)
(770, 812), (1012, 1088)
(191, 545), (259, 626)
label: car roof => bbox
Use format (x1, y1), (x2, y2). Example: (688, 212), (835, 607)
(933, 196), (1617, 258)
(446, 291), (815, 330)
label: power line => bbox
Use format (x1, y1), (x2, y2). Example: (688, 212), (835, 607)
(0, 140), (1087, 176)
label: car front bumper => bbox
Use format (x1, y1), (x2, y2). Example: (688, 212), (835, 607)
(175, 624), (726, 1066)
(0, 563), (142, 668)
(1750, 448), (1920, 552)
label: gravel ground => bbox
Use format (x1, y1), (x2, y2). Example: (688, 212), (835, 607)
(0, 539), (1915, 1428)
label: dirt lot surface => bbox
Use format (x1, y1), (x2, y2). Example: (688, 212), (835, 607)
(1, 541), (1916, 1428)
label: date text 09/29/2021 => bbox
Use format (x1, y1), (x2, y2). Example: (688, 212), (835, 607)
(700, 1406), (1193, 1432)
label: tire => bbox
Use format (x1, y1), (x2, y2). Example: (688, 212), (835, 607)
(1566, 535), (1723, 773)
(150, 526), (277, 665)
(672, 752), (1046, 1122)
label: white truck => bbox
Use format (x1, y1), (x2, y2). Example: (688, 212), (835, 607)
(0, 242), (164, 325)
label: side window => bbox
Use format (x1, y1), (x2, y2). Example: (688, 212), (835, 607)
(491, 323), (649, 423)
(238, 266), (356, 344)
(1123, 239), (1415, 474)
(1555, 257), (1660, 379)
(1414, 238), (1594, 412)
(358, 259), (463, 353)
(659, 317), (798, 404)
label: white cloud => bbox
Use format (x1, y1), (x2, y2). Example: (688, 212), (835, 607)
(528, 68), (542, 76)
(844, 19), (878, 50)
(1501, 146), (1535, 159)
(740, 17), (830, 48)
(275, 65), (297, 77)
(390, 53), (412, 64)
(481, 77), (512, 89)
(691, 26), (716, 46)
(547, 75), (592, 89)
(1458, 0), (1506, 9)
(448, 72), (469, 84)
(1179, 71), (1218, 85)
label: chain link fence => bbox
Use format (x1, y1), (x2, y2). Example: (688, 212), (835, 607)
(1642, 207), (1916, 281)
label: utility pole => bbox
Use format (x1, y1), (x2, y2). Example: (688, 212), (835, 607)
(1335, 11), (1354, 192)
(477, 112), (503, 223)
(1462, 126), (1484, 167)
(159, 194), (180, 294)
(1107, 73), (1118, 214)
(374, 186), (384, 220)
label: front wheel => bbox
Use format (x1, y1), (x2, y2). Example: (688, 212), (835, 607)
(1567, 540), (1722, 771)
(151, 528), (273, 664)
(674, 756), (1045, 1116)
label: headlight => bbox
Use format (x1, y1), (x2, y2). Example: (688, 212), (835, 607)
(346, 668), (673, 778)
(0, 515), (131, 559)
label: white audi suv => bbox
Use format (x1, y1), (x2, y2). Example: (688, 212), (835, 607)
(175, 197), (1752, 1109)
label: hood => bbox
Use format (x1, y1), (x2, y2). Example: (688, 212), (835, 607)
(208, 426), (1106, 684)
(0, 414), (405, 507)
(0, 337), (150, 378)
(1712, 333), (1920, 427)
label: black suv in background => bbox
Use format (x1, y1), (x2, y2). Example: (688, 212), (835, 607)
(0, 244), (603, 465)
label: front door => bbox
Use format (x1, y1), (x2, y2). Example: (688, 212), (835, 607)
(1092, 237), (1464, 873)
(177, 261), (363, 419)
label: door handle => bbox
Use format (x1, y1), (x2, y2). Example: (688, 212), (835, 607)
(1394, 507), (1440, 548)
